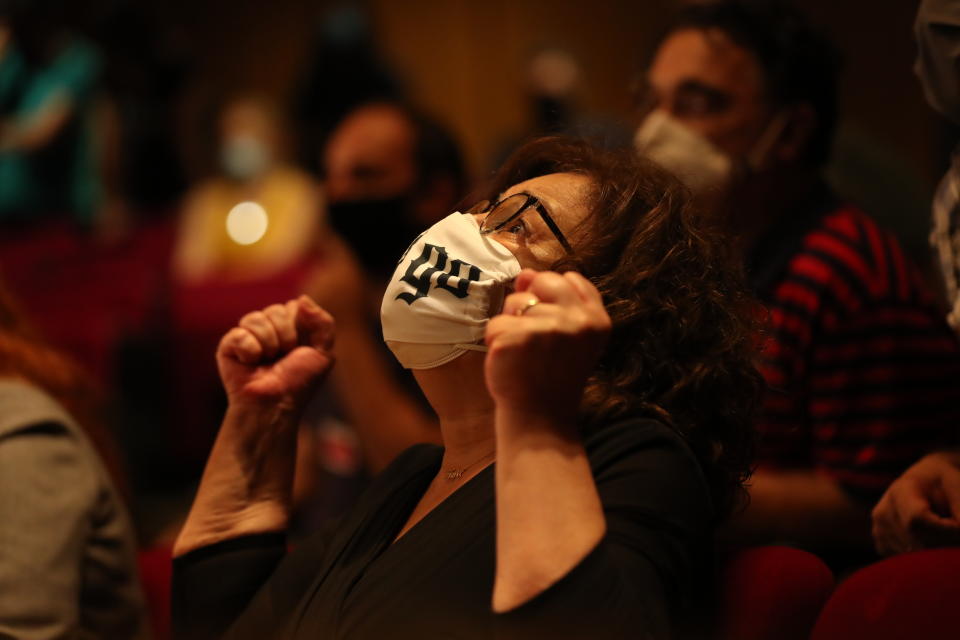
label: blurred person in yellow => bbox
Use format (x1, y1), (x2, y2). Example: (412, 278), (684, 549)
(173, 95), (323, 283)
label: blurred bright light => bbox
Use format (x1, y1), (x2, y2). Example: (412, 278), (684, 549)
(226, 201), (269, 245)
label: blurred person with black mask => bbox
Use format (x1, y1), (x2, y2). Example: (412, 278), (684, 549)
(322, 101), (466, 279)
(635, 0), (960, 564)
(304, 101), (466, 475)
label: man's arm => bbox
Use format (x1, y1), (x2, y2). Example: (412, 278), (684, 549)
(328, 325), (440, 472)
(723, 468), (872, 547)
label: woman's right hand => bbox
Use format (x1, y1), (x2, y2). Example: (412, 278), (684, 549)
(174, 296), (335, 557)
(216, 295), (336, 412)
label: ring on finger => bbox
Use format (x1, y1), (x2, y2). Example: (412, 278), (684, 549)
(515, 297), (540, 316)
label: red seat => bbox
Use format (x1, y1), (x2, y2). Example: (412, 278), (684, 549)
(811, 549), (960, 640)
(716, 546), (835, 640)
(0, 219), (175, 383)
(138, 545), (173, 640)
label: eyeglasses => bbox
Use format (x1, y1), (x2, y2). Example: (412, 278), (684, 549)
(468, 192), (573, 254)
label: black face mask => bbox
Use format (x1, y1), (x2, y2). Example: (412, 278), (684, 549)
(327, 197), (426, 277)
(534, 95), (571, 134)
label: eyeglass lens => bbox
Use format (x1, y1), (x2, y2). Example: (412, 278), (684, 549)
(481, 194), (529, 231)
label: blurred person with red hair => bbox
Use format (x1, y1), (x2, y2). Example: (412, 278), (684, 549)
(0, 281), (148, 639)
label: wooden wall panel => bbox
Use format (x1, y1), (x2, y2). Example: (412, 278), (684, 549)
(369, 0), (673, 178)
(165, 0), (947, 195)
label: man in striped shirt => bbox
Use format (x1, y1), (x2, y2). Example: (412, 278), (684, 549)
(636, 0), (960, 557)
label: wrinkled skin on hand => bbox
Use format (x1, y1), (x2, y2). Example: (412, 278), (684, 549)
(217, 295), (336, 412)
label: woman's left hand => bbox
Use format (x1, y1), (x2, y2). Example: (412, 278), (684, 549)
(484, 269), (611, 419)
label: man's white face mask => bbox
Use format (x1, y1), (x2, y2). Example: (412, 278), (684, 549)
(634, 110), (732, 194)
(380, 212), (522, 369)
(634, 109), (787, 195)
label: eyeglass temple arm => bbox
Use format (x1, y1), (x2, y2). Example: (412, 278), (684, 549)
(534, 203), (574, 254)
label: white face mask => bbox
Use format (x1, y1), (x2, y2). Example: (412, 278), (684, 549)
(635, 110), (732, 194)
(381, 212), (522, 369)
(634, 110), (787, 195)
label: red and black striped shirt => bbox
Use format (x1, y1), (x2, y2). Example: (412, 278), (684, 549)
(750, 189), (960, 499)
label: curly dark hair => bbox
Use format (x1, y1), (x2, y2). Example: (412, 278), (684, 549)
(485, 137), (763, 518)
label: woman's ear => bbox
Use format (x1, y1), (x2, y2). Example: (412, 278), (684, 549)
(773, 103), (817, 165)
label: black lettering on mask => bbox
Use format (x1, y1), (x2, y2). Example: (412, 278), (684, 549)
(396, 243), (481, 304)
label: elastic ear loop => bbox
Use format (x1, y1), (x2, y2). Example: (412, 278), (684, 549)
(454, 343), (489, 353)
(747, 111), (790, 170)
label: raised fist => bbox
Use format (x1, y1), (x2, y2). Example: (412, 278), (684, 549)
(216, 295), (336, 412)
(484, 269), (610, 419)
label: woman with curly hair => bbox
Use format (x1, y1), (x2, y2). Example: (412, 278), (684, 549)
(172, 137), (762, 639)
